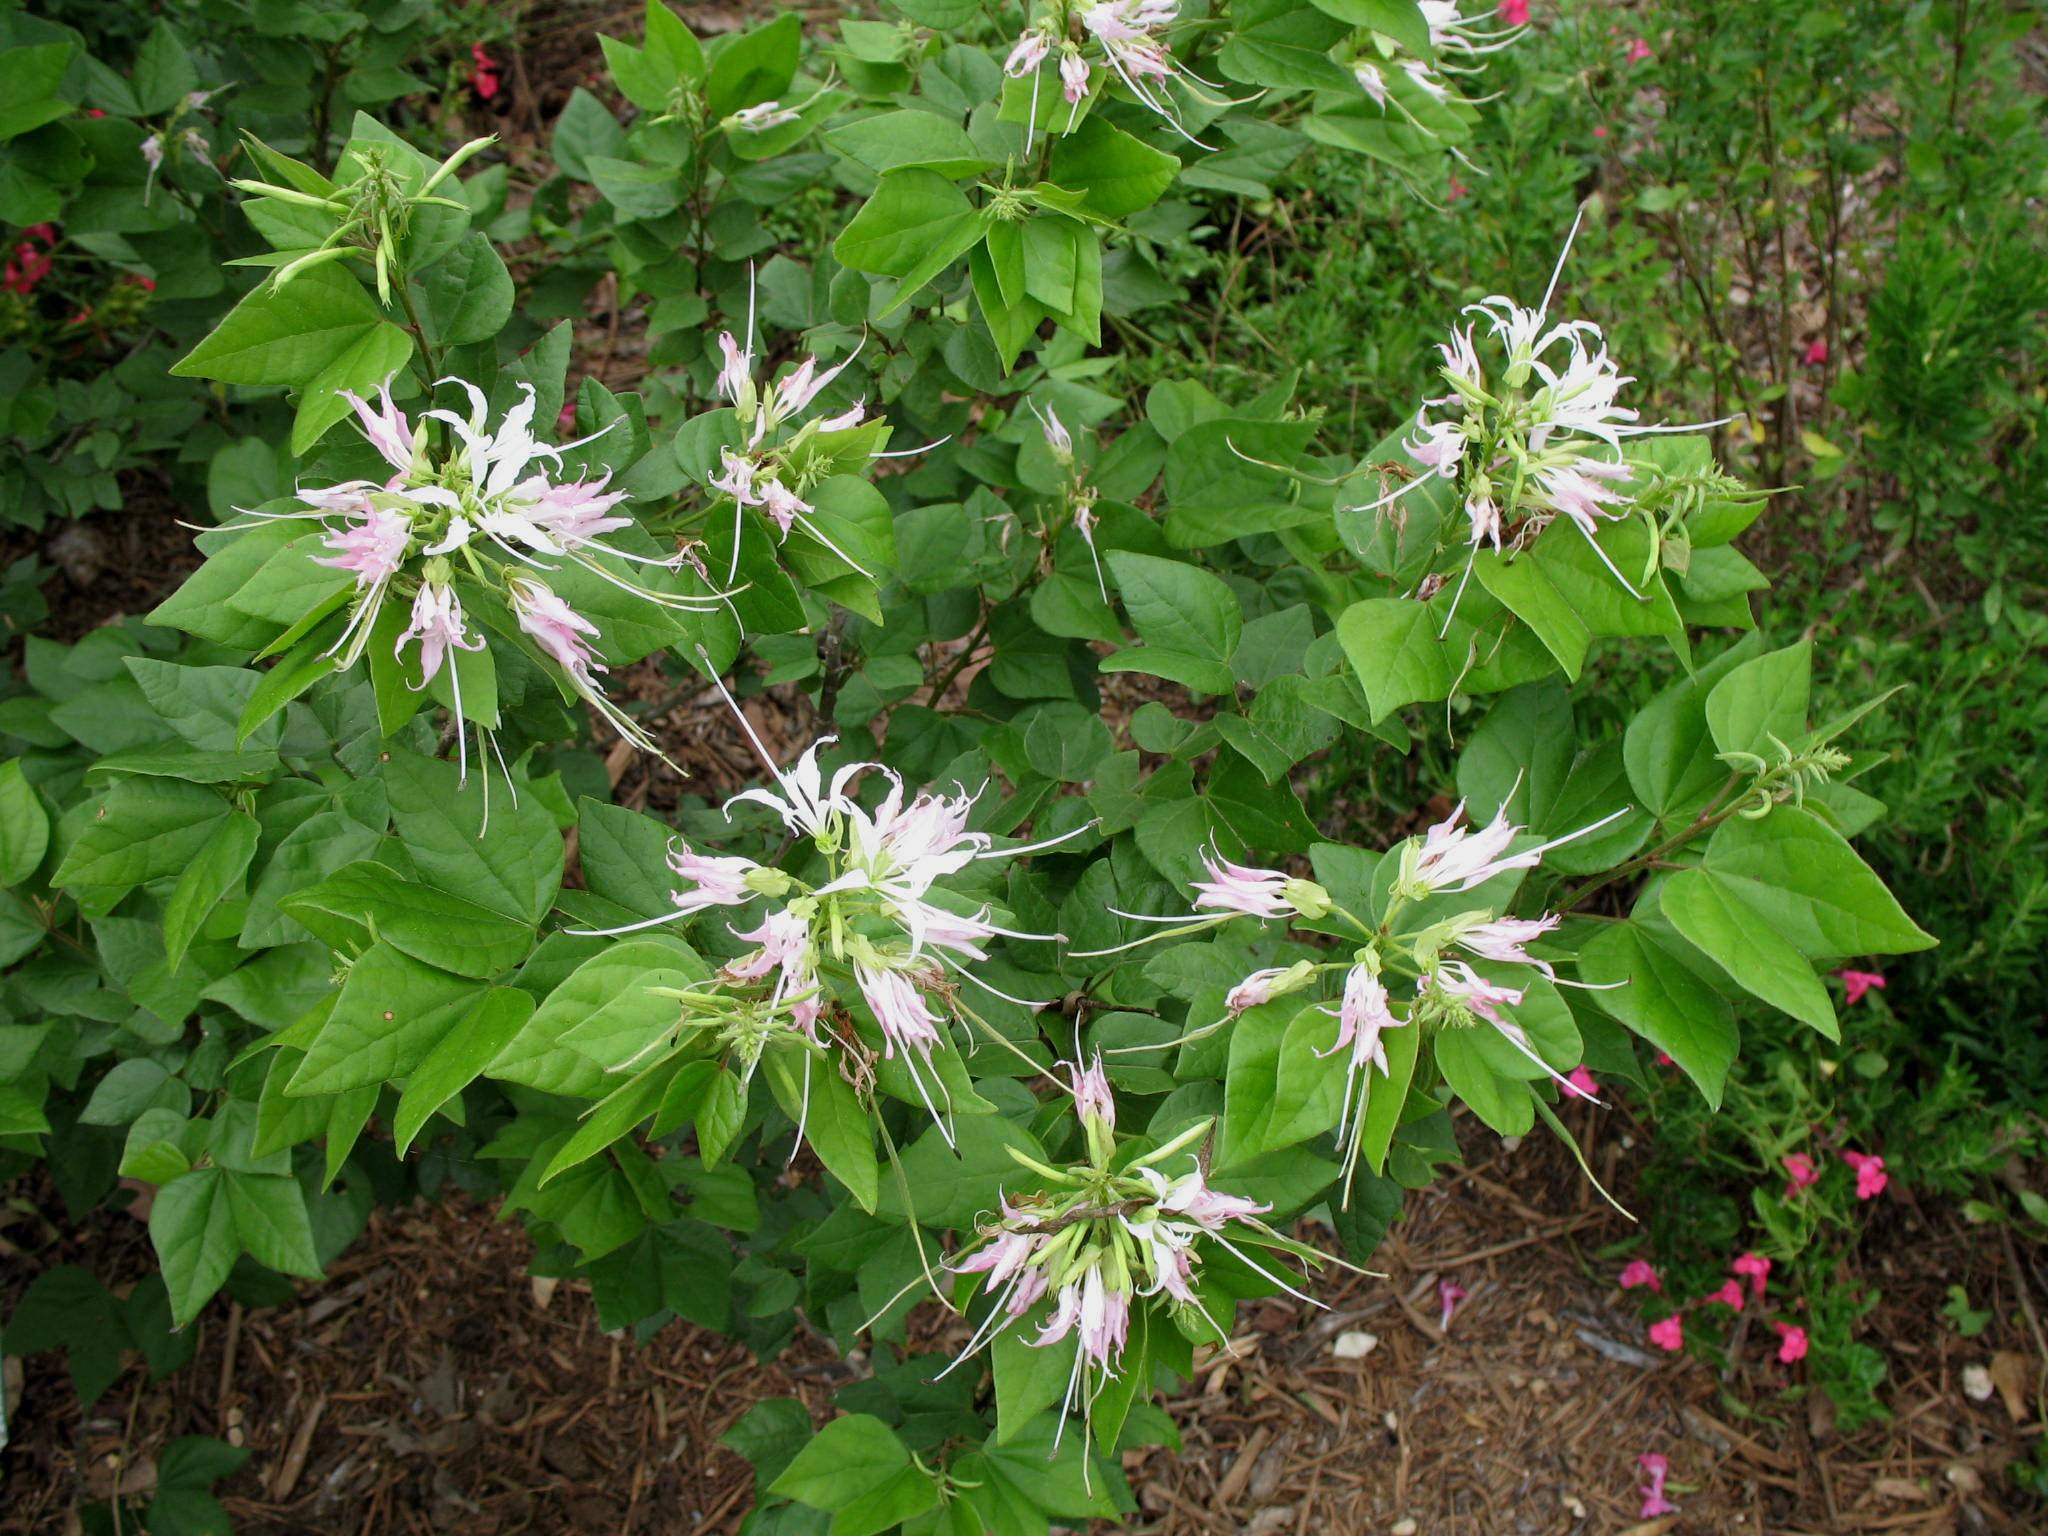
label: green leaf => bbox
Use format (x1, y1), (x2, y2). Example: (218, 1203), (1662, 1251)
(170, 265), (384, 388)
(1577, 921), (1737, 1107)
(1106, 551), (1242, 665)
(280, 861), (535, 979)
(835, 169), (979, 279)
(585, 155), (681, 220)
(765, 1049), (878, 1212)
(163, 812), (259, 974)
(224, 1172), (323, 1278)
(149, 1168), (238, 1327)
(1700, 808), (1935, 957)
(993, 1298), (1078, 1443)
(288, 942), (487, 1095)
(392, 987), (535, 1155)
(54, 778), (229, 891)
(0, 758), (49, 886)
(1221, 1001), (1346, 1163)
(540, 1063), (674, 1186)
(1308, 0), (1435, 60)
(0, 45), (79, 142)
(645, 0), (707, 84)
(415, 232), (514, 347)
(1705, 639), (1810, 760)
(1434, 1028), (1534, 1136)
(1661, 869), (1838, 1038)
(706, 13), (801, 119)
(770, 1414), (938, 1536)
(291, 320), (414, 455)
(1356, 1013), (1419, 1177)
(1048, 115), (1180, 218)
(826, 110), (996, 177)
(383, 750), (562, 924)
(1623, 633), (1763, 820)
(490, 938), (707, 1097)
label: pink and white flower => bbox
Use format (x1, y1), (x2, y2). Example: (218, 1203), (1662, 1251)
(394, 580), (482, 687)
(1398, 798), (1625, 898)
(1637, 1452), (1678, 1518)
(1192, 851), (1298, 919)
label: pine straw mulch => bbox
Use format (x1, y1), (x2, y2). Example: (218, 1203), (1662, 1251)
(5, 1114), (2043, 1535)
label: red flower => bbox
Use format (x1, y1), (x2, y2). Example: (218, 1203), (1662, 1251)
(471, 42), (502, 102)
(1732, 1252), (1771, 1298)
(1836, 967), (1885, 1004)
(1841, 1150), (1888, 1201)
(1619, 1259), (1661, 1293)
(1703, 1279), (1745, 1312)
(1648, 1314), (1684, 1352)
(1593, 125), (1610, 140)
(1781, 1152), (1819, 1198)
(1499, 0), (1531, 24)
(1803, 337), (1830, 366)
(1772, 1322), (1809, 1363)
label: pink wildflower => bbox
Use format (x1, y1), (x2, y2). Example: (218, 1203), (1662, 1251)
(1772, 1322), (1809, 1363)
(1625, 37), (1652, 63)
(1704, 1279), (1745, 1312)
(1004, 32), (1050, 78)
(1837, 968), (1886, 1005)
(1655, 1051), (1674, 1068)
(1438, 1279), (1468, 1332)
(1842, 1150), (1888, 1201)
(1566, 1065), (1600, 1100)
(394, 581), (482, 687)
(1067, 1051), (1116, 1133)
(1733, 1252), (1772, 1298)
(1618, 1260), (1661, 1293)
(1637, 1453), (1678, 1518)
(1803, 337), (1829, 367)
(1447, 175), (1470, 202)
(1191, 850), (1297, 920)
(1499, 0), (1530, 24)
(1226, 966), (1293, 1016)
(1647, 1314), (1684, 1352)
(316, 506), (410, 588)
(1593, 124), (1610, 140)
(1781, 1152), (1820, 1198)
(508, 576), (603, 687)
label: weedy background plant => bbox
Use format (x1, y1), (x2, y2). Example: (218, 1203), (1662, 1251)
(0, 0), (2041, 1530)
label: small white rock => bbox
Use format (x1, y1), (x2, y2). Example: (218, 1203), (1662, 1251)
(1333, 1330), (1380, 1360)
(1962, 1363), (1995, 1402)
(1391, 1521), (1419, 1536)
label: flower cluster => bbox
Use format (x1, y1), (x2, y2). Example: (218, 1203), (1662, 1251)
(3, 224), (55, 297)
(1085, 795), (1625, 1185)
(1031, 401), (1110, 602)
(579, 668), (1092, 1145)
(1349, 1), (1525, 141)
(1362, 213), (1724, 631)
(242, 379), (726, 774)
(942, 1071), (1311, 1442)
(1626, 1253), (1806, 1363)
(1003, 0), (1225, 145)
(703, 274), (891, 584)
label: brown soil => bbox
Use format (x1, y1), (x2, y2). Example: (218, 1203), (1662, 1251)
(5, 1119), (2041, 1535)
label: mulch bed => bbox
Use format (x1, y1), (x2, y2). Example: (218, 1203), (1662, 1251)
(5, 1113), (2041, 1534)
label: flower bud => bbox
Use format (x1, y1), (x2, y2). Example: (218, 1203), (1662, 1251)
(743, 866), (794, 898)
(1280, 877), (1331, 920)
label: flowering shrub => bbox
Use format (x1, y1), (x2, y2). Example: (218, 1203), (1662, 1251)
(0, 2), (1941, 1526)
